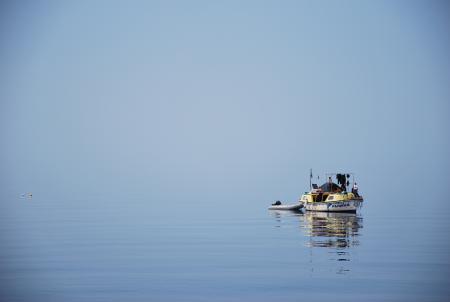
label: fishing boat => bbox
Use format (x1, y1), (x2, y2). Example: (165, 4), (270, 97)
(299, 172), (363, 213)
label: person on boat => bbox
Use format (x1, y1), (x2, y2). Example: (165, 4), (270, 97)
(352, 182), (359, 197)
(327, 177), (333, 192)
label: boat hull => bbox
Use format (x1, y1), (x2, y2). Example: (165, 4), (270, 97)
(303, 199), (362, 212)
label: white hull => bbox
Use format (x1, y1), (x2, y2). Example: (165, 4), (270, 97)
(268, 203), (303, 210)
(303, 200), (361, 212)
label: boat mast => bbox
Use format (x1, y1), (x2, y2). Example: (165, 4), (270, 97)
(309, 168), (312, 190)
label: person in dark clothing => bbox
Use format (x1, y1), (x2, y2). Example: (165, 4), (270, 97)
(352, 183), (359, 197)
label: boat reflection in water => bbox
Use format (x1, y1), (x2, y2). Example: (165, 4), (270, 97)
(302, 211), (363, 274)
(301, 212), (363, 249)
(270, 210), (363, 274)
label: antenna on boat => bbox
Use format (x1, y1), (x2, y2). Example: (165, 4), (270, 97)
(309, 168), (312, 190)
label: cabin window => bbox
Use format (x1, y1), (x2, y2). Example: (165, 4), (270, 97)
(314, 193), (327, 202)
(328, 195), (334, 201)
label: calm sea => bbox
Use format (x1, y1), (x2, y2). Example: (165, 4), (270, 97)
(1, 195), (449, 302)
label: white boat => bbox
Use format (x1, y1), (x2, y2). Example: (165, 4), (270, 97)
(300, 172), (363, 213)
(268, 203), (304, 210)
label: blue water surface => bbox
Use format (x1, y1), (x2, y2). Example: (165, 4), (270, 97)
(1, 192), (449, 302)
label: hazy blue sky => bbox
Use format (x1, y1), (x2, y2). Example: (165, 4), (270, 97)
(1, 1), (449, 212)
